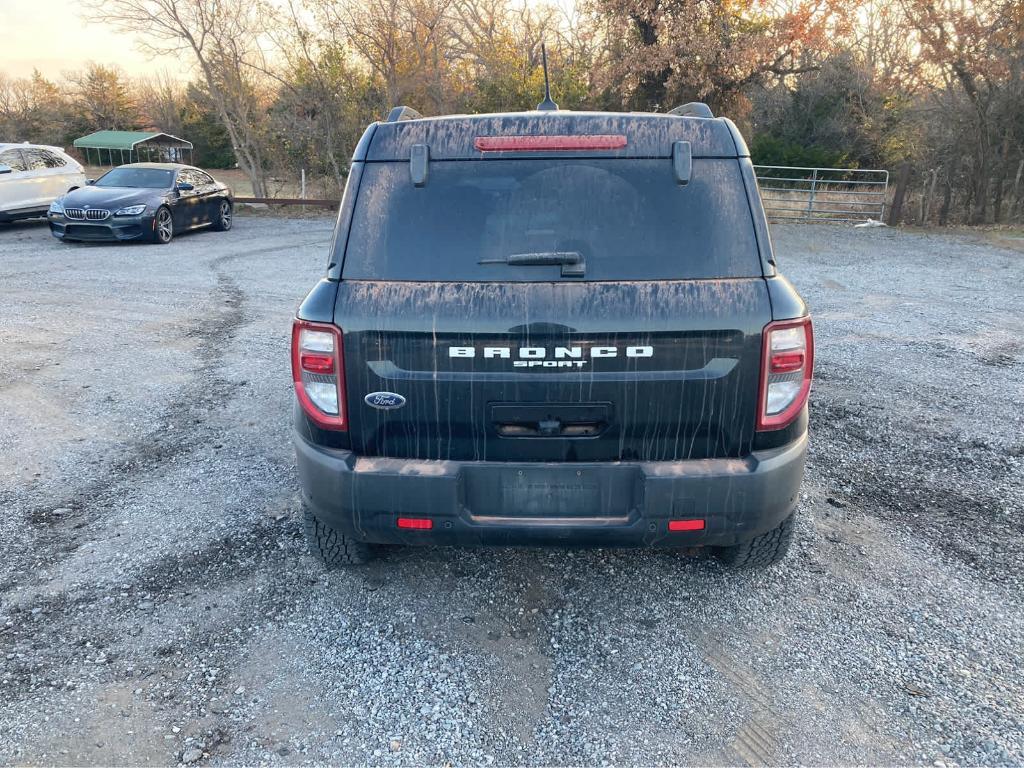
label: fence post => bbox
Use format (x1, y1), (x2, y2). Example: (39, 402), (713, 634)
(887, 162), (912, 226)
(806, 169), (818, 220)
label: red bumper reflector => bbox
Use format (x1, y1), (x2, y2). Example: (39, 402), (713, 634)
(474, 135), (627, 152)
(668, 519), (706, 532)
(397, 517), (433, 530)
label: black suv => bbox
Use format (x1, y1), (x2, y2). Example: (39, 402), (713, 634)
(292, 104), (812, 568)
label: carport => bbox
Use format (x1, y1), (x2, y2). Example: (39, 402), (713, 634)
(72, 131), (194, 167)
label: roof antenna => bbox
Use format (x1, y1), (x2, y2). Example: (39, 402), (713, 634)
(536, 43), (559, 111)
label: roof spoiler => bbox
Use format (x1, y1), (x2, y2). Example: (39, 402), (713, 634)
(386, 106), (423, 122)
(668, 102), (714, 119)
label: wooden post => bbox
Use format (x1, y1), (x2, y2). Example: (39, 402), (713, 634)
(887, 162), (912, 226)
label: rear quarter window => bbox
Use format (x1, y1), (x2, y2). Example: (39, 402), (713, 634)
(41, 150), (67, 168)
(341, 158), (760, 281)
(0, 150), (28, 172)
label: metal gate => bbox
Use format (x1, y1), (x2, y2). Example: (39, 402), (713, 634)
(753, 166), (889, 222)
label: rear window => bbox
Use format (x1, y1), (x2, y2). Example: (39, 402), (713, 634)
(341, 159), (760, 281)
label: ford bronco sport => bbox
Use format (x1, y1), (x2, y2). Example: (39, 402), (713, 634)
(292, 102), (812, 569)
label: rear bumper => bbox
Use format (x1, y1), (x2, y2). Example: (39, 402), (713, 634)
(294, 430), (807, 549)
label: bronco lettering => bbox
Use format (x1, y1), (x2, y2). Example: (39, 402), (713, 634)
(448, 345), (654, 361)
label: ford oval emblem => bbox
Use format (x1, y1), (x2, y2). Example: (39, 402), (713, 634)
(364, 391), (406, 410)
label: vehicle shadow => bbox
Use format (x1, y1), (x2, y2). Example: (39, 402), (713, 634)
(0, 217), (49, 232)
(0, 216), (211, 246)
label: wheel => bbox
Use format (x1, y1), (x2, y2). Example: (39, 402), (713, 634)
(212, 200), (232, 231)
(153, 207), (174, 244)
(303, 504), (373, 567)
(714, 512), (795, 568)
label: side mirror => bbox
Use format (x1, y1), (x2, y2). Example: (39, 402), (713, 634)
(86, 178), (95, 185)
(0, 164), (12, 175)
(176, 182), (195, 192)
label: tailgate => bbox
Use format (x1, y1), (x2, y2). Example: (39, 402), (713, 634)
(335, 279), (769, 462)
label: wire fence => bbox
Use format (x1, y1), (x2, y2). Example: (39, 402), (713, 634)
(227, 165), (894, 221)
(754, 166), (889, 223)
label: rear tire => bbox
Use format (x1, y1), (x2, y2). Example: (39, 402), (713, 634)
(303, 504), (373, 567)
(212, 200), (232, 231)
(714, 512), (795, 568)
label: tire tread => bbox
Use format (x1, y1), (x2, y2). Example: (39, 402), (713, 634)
(303, 505), (372, 567)
(716, 512), (795, 568)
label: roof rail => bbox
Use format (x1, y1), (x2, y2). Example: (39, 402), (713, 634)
(668, 102), (714, 119)
(386, 106), (423, 123)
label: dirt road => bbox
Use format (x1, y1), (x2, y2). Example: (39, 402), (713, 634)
(0, 218), (1021, 765)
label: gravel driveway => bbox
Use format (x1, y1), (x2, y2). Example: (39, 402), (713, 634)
(0, 217), (1021, 766)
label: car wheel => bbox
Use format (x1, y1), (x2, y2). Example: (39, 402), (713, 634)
(303, 504), (373, 567)
(153, 207), (174, 244)
(212, 200), (233, 231)
(714, 512), (795, 568)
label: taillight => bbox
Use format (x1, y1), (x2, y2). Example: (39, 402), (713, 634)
(474, 135), (627, 152)
(757, 317), (813, 431)
(291, 319), (346, 430)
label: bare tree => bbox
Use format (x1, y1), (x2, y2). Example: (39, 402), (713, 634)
(0, 71), (72, 145)
(260, 0), (385, 190)
(307, 0), (458, 112)
(136, 72), (188, 136)
(66, 63), (142, 131)
(901, 0), (1024, 224)
(82, 0), (272, 196)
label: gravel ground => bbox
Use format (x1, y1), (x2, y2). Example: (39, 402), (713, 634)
(0, 217), (1021, 766)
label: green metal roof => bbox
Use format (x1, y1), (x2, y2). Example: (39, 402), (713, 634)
(73, 131), (193, 150)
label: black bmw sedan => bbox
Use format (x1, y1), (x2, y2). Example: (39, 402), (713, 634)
(48, 163), (233, 244)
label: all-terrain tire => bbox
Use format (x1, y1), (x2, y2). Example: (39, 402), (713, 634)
(714, 512), (795, 568)
(303, 504), (373, 567)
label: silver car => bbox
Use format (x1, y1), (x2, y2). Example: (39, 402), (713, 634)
(0, 143), (87, 222)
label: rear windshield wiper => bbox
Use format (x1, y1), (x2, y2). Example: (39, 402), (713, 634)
(479, 251), (585, 277)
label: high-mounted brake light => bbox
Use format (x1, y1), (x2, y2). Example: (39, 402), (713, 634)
(474, 135), (627, 152)
(757, 317), (814, 431)
(291, 319), (347, 430)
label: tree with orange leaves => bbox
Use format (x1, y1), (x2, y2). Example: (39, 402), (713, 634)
(589, 0), (849, 117)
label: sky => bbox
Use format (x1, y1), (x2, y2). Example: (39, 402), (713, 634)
(1, 0), (178, 79)
(1, 0), (579, 80)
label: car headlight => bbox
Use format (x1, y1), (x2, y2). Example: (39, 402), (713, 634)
(114, 204), (147, 216)
(49, 199), (64, 214)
